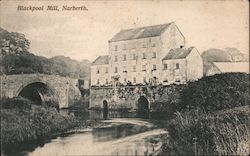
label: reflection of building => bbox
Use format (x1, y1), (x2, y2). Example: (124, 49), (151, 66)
(91, 23), (203, 86)
(206, 62), (249, 76)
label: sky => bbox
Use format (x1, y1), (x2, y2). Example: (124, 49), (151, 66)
(1, 0), (249, 61)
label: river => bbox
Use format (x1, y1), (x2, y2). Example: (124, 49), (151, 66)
(7, 110), (169, 156)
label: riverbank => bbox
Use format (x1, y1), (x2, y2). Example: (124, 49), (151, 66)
(160, 106), (250, 155)
(0, 97), (104, 155)
(158, 73), (250, 155)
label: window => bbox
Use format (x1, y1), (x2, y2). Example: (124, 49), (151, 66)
(175, 79), (181, 83)
(143, 77), (146, 82)
(124, 78), (127, 83)
(115, 45), (118, 51)
(152, 52), (156, 58)
(105, 67), (108, 73)
(123, 54), (126, 61)
(114, 67), (118, 73)
(142, 53), (146, 59)
(132, 54), (136, 60)
(163, 64), (168, 70)
(106, 79), (109, 84)
(152, 64), (157, 70)
(97, 79), (100, 84)
(123, 66), (127, 72)
(163, 79), (168, 83)
(176, 63), (180, 69)
(142, 65), (146, 71)
(133, 66), (136, 72)
(133, 77), (136, 83)
(97, 68), (100, 74)
(114, 56), (118, 62)
(152, 43), (156, 47)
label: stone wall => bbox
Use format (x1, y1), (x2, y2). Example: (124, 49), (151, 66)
(89, 84), (185, 111)
(0, 74), (81, 108)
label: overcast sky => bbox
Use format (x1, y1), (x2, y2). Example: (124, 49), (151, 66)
(1, 0), (249, 61)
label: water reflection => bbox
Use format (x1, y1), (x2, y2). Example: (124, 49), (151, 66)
(63, 110), (138, 120)
(23, 119), (166, 156)
(92, 123), (150, 142)
(62, 109), (172, 121)
(5, 110), (170, 156)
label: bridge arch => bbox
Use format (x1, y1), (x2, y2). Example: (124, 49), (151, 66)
(137, 96), (150, 111)
(16, 80), (59, 108)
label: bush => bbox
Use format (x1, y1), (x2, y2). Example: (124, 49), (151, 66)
(178, 73), (249, 112)
(44, 100), (59, 110)
(162, 106), (250, 155)
(0, 97), (32, 110)
(0, 98), (78, 147)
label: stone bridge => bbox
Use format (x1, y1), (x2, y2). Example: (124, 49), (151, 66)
(90, 85), (184, 111)
(0, 74), (81, 108)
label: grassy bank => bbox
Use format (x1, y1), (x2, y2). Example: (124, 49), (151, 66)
(161, 106), (250, 155)
(159, 73), (250, 155)
(0, 97), (102, 154)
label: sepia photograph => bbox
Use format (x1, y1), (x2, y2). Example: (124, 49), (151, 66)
(0, 0), (249, 155)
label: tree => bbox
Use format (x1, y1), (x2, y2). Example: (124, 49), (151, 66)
(0, 27), (30, 55)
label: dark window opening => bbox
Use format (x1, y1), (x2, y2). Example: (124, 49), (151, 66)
(152, 52), (156, 58)
(123, 55), (126, 61)
(164, 64), (168, 70)
(176, 63), (180, 69)
(153, 64), (157, 70)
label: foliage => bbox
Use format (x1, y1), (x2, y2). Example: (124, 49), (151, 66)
(178, 73), (249, 113)
(162, 106), (250, 155)
(158, 73), (250, 155)
(0, 98), (78, 146)
(0, 27), (90, 79)
(151, 84), (184, 115)
(0, 27), (30, 55)
(0, 97), (33, 110)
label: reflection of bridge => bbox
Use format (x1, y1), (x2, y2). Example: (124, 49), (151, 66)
(0, 74), (81, 108)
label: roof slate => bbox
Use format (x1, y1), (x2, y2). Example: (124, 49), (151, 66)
(109, 23), (172, 42)
(91, 55), (110, 65)
(162, 47), (194, 60)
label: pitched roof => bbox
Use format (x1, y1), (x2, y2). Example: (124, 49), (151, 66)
(214, 62), (249, 73)
(109, 23), (173, 42)
(91, 55), (110, 65)
(162, 47), (194, 60)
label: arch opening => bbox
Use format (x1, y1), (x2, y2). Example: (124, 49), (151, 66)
(102, 100), (108, 120)
(137, 96), (149, 112)
(103, 100), (108, 110)
(18, 82), (58, 108)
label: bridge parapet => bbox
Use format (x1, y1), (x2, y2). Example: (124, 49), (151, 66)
(0, 74), (81, 108)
